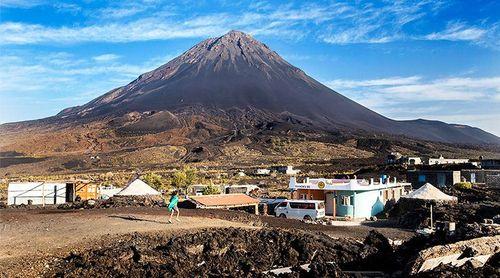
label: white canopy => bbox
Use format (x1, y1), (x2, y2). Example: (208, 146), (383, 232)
(402, 183), (457, 202)
(115, 179), (160, 196)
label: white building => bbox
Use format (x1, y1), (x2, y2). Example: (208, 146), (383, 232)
(407, 157), (423, 165)
(255, 168), (271, 175)
(99, 185), (123, 199)
(428, 155), (469, 165)
(289, 177), (410, 218)
(224, 184), (260, 194)
(8, 182), (70, 205)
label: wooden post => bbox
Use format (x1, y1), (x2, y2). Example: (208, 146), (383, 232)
(430, 204), (433, 229)
(41, 182), (45, 207)
(333, 191), (336, 217)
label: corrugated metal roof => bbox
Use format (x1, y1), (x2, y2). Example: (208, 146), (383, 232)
(189, 193), (259, 207)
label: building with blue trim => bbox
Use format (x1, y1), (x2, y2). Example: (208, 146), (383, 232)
(289, 177), (409, 219)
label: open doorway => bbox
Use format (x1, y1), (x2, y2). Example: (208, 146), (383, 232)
(65, 183), (75, 202)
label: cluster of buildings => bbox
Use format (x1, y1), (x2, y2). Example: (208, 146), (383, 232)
(387, 153), (477, 166)
(255, 165), (300, 176)
(6, 155), (498, 221)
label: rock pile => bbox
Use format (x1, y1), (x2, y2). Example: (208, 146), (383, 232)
(44, 228), (395, 277)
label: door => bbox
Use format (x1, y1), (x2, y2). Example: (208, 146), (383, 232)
(65, 183), (74, 202)
(325, 192), (335, 215)
(437, 173), (446, 187)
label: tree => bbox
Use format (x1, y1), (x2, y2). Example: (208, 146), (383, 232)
(171, 166), (198, 189)
(141, 172), (167, 191)
(202, 184), (221, 195)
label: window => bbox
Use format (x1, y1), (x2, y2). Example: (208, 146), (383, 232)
(341, 196), (350, 206)
(318, 202), (325, 210)
(290, 202), (315, 209)
(418, 174), (426, 182)
(277, 202), (287, 208)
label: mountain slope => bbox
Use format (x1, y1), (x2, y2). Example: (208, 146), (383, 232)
(2, 31), (500, 148)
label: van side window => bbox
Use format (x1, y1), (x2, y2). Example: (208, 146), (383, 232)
(290, 202), (315, 209)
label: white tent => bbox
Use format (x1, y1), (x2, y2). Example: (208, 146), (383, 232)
(115, 179), (160, 196)
(402, 183), (457, 202)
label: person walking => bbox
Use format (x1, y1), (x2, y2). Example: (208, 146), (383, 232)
(167, 191), (180, 223)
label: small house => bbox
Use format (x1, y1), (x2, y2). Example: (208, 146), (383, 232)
(427, 155), (469, 165)
(99, 185), (123, 199)
(7, 182), (73, 205)
(74, 181), (99, 200)
(407, 169), (461, 188)
(289, 177), (408, 219)
(224, 184), (259, 195)
(274, 166), (300, 175)
(481, 159), (500, 170)
(187, 184), (224, 196)
(255, 168), (271, 175)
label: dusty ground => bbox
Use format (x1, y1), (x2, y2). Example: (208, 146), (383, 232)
(0, 207), (414, 277)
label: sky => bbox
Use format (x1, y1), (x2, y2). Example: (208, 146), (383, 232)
(1, 0), (499, 135)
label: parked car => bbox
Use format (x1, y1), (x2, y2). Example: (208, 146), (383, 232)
(274, 200), (325, 220)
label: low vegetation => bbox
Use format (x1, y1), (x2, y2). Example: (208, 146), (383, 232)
(454, 182), (472, 190)
(202, 184), (221, 195)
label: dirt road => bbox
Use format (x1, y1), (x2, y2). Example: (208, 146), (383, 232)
(0, 208), (252, 277)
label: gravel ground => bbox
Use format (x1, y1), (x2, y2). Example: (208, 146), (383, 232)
(0, 207), (414, 277)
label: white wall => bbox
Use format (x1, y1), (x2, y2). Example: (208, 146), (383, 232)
(8, 182), (67, 205)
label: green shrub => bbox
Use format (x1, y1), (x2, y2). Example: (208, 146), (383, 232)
(454, 182), (472, 190)
(141, 173), (168, 191)
(202, 184), (221, 195)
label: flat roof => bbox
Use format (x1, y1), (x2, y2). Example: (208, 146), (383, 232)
(189, 193), (259, 207)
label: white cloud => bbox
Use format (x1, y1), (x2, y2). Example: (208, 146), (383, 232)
(92, 54), (121, 62)
(325, 75), (500, 135)
(0, 0), (44, 8)
(424, 22), (486, 41)
(326, 76), (500, 102)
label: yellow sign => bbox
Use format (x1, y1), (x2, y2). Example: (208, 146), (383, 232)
(318, 181), (326, 189)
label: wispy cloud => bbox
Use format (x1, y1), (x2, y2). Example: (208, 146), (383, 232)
(325, 75), (500, 135)
(0, 0), (44, 8)
(92, 54), (121, 62)
(425, 22), (486, 41)
(326, 76), (500, 103)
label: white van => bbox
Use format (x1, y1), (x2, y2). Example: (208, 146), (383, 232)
(274, 200), (326, 220)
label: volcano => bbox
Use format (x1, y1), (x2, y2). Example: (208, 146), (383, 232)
(46, 30), (496, 145)
(1, 30), (499, 170)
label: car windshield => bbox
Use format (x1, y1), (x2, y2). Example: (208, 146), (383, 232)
(277, 202), (287, 207)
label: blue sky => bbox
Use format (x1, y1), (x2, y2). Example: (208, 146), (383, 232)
(1, 0), (499, 135)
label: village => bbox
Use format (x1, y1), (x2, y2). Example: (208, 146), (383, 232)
(1, 154), (499, 276)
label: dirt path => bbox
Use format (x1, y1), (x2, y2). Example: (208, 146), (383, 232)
(0, 208), (252, 277)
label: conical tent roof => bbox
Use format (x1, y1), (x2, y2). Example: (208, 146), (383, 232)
(402, 183), (457, 202)
(115, 178), (160, 196)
